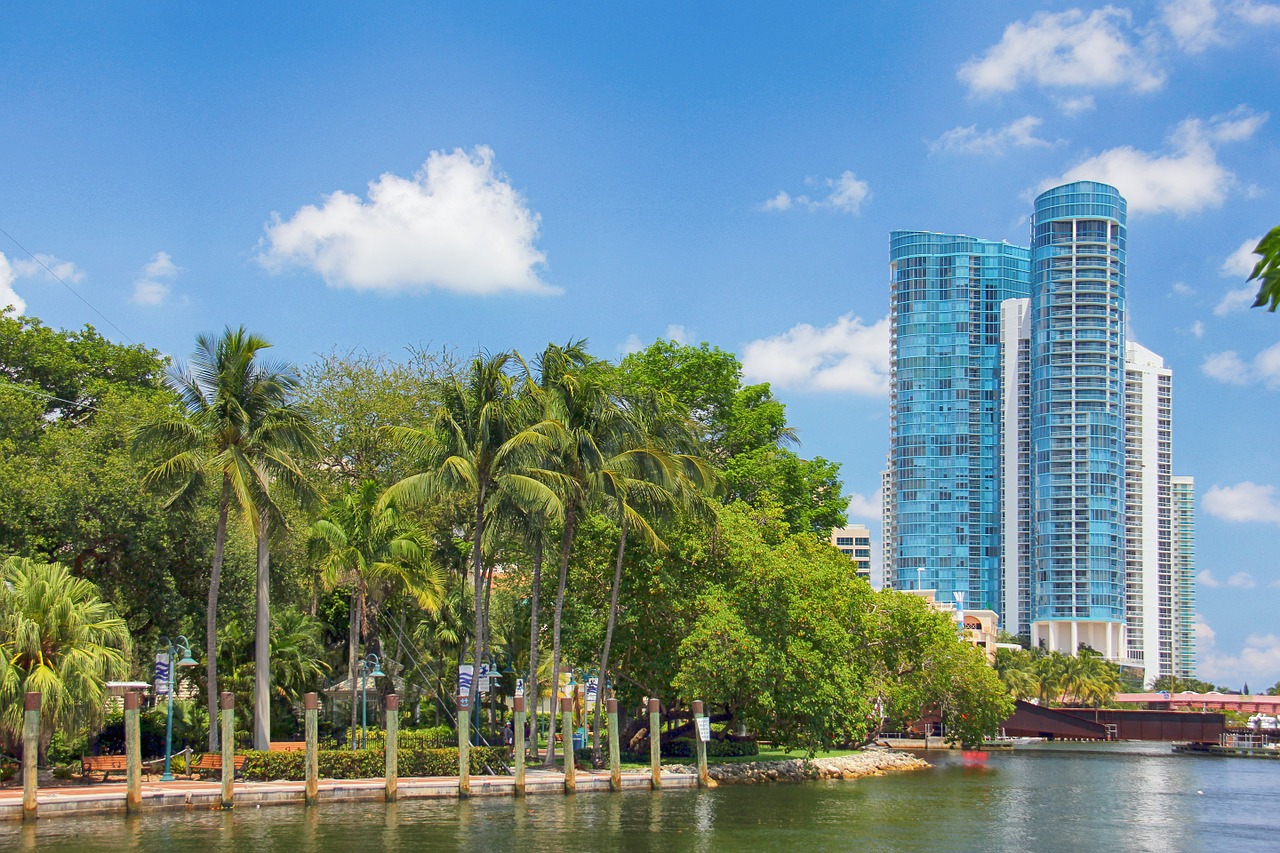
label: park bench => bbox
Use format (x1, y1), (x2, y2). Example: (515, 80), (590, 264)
(81, 754), (128, 781)
(191, 753), (247, 777)
(269, 741), (306, 752)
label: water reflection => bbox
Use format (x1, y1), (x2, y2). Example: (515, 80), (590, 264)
(4, 745), (1278, 852)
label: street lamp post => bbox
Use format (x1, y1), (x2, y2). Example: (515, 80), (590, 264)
(358, 653), (385, 750)
(158, 636), (198, 782)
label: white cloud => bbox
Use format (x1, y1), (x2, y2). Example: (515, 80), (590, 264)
(1043, 106), (1268, 216)
(930, 116), (1052, 155)
(0, 253), (25, 314)
(1203, 481), (1280, 523)
(619, 334), (644, 356)
(1202, 343), (1280, 386)
(12, 253), (85, 284)
(1197, 614), (1280, 688)
(1162, 0), (1227, 52)
(958, 8), (1164, 95)
(846, 491), (880, 520)
(1214, 285), (1258, 315)
(1231, 1), (1280, 26)
(760, 171), (870, 215)
(1055, 94), (1097, 116)
(1190, 319), (1205, 337)
(131, 251), (180, 306)
(1222, 235), (1262, 277)
(259, 146), (555, 296)
(1201, 569), (1259, 588)
(1172, 281), (1194, 296)
(740, 314), (890, 394)
(665, 325), (692, 345)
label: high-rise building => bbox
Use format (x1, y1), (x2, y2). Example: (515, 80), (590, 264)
(830, 524), (873, 582)
(887, 230), (1030, 611)
(886, 181), (1194, 680)
(1171, 475), (1197, 679)
(1027, 181), (1128, 659)
(879, 463), (894, 590)
(1123, 342), (1172, 683)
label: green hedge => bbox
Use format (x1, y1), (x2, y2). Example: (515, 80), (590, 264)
(625, 737), (759, 760)
(232, 746), (507, 781)
(361, 725), (455, 750)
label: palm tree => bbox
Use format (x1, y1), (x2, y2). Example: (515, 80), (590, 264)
(135, 326), (317, 750)
(309, 479), (445, 746)
(384, 352), (562, 715)
(0, 557), (130, 758)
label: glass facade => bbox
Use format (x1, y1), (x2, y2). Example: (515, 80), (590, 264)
(1171, 476), (1197, 679)
(888, 230), (1030, 611)
(1029, 181), (1127, 625)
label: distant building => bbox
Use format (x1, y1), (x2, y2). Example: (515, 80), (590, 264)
(1171, 475), (1197, 679)
(830, 524), (873, 581)
(879, 463), (894, 590)
(904, 588), (1000, 663)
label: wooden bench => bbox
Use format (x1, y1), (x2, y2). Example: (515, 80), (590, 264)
(269, 741), (306, 752)
(81, 755), (128, 781)
(191, 753), (247, 777)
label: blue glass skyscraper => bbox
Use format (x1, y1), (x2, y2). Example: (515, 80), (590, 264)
(1027, 181), (1127, 657)
(887, 231), (1030, 611)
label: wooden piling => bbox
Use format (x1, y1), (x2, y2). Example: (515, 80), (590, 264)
(124, 691), (142, 814)
(304, 692), (319, 806)
(648, 698), (662, 790)
(561, 696), (576, 793)
(607, 698), (621, 792)
(457, 694), (471, 798)
(692, 699), (709, 788)
(22, 692), (39, 822)
(513, 696), (526, 796)
(385, 694), (399, 802)
(220, 692), (235, 810)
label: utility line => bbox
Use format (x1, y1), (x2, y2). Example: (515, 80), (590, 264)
(0, 224), (136, 344)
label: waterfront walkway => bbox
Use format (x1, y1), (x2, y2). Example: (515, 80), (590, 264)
(0, 768), (696, 822)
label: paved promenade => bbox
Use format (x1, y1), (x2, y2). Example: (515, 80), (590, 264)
(0, 769), (696, 822)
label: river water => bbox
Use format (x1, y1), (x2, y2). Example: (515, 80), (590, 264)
(5, 742), (1278, 852)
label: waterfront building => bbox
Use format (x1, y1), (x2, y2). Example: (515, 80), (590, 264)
(830, 523), (873, 582)
(1171, 475), (1197, 679)
(886, 229), (1030, 611)
(1123, 341), (1172, 683)
(879, 463), (894, 590)
(885, 181), (1194, 681)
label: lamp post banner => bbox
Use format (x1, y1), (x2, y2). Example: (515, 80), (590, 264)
(586, 677), (598, 709)
(458, 665), (473, 696)
(477, 663), (491, 694)
(155, 652), (171, 695)
(515, 678), (524, 698)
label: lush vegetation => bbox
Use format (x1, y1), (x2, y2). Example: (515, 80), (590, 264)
(994, 646), (1124, 708)
(0, 312), (1012, 767)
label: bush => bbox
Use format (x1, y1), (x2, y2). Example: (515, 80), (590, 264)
(362, 725), (455, 750)
(235, 745), (508, 781)
(658, 736), (759, 759)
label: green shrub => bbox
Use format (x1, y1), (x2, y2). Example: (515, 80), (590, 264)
(235, 745), (507, 781)
(660, 736), (758, 759)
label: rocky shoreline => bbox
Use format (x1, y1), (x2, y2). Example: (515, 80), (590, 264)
(668, 748), (930, 785)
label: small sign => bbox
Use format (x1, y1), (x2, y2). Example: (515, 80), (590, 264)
(515, 678), (525, 698)
(458, 664), (473, 696)
(585, 677), (598, 708)
(696, 716), (711, 742)
(459, 695), (471, 709)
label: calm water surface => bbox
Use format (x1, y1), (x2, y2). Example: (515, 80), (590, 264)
(5, 742), (1277, 852)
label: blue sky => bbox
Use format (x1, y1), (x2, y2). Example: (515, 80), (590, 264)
(2, 2), (1278, 687)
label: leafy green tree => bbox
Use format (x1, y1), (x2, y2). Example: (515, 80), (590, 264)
(135, 327), (318, 750)
(385, 351), (561, 716)
(0, 557), (130, 758)
(1249, 226), (1280, 311)
(309, 480), (444, 745)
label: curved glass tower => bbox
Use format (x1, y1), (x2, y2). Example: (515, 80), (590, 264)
(1028, 181), (1127, 657)
(888, 230), (1030, 611)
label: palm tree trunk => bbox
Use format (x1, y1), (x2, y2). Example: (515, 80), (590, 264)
(468, 483), (486, 719)
(348, 584), (361, 749)
(593, 513), (628, 760)
(526, 538), (543, 760)
(543, 506), (576, 766)
(254, 508), (271, 751)
(206, 477), (231, 752)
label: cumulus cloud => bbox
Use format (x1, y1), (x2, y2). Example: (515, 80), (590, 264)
(665, 325), (693, 346)
(1172, 281), (1194, 296)
(12, 253), (86, 285)
(760, 171), (870, 215)
(1203, 481), (1280, 523)
(846, 491), (880, 520)
(259, 146), (555, 296)
(1055, 94), (1097, 115)
(1042, 106), (1267, 216)
(0, 253), (24, 314)
(1197, 569), (1257, 588)
(930, 116), (1053, 155)
(1233, 1), (1280, 25)
(1202, 343), (1280, 386)
(1162, 0), (1228, 52)
(1189, 319), (1205, 337)
(958, 8), (1164, 95)
(1214, 286), (1258, 315)
(740, 314), (890, 394)
(1197, 614), (1280, 687)
(131, 251), (180, 306)
(1222, 235), (1262, 277)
